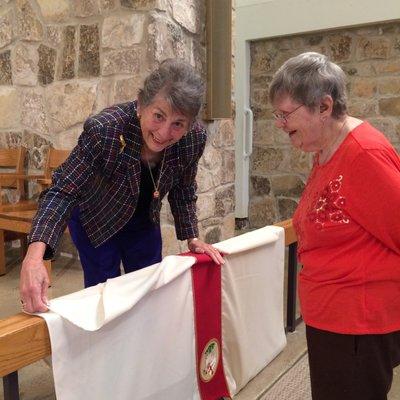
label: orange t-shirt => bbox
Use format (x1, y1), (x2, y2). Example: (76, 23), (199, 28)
(294, 122), (400, 334)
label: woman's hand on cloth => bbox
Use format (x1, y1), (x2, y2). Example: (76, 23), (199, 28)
(187, 238), (225, 265)
(19, 242), (49, 313)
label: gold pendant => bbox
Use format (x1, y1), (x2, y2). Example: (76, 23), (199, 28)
(119, 135), (126, 153)
(153, 190), (160, 199)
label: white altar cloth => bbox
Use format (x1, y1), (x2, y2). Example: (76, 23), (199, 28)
(39, 225), (286, 399)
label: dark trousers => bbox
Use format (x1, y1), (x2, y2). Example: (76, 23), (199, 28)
(306, 325), (400, 400)
(68, 207), (162, 288)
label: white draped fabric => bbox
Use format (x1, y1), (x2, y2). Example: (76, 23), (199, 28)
(38, 225), (286, 399)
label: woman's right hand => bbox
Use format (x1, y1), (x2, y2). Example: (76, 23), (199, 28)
(19, 242), (49, 313)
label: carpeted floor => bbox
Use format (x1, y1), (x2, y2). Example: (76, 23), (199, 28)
(261, 355), (311, 400)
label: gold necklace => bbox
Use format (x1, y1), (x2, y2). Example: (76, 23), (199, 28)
(147, 150), (166, 199)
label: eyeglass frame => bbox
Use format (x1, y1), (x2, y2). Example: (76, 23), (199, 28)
(272, 104), (304, 124)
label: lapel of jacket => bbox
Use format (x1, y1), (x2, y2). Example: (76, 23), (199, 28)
(125, 111), (143, 197)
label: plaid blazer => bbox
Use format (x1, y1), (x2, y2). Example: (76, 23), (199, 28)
(28, 101), (207, 259)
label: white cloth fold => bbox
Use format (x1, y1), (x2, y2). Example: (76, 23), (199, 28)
(46, 255), (196, 331)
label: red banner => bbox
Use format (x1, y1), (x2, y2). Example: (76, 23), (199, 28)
(190, 253), (231, 400)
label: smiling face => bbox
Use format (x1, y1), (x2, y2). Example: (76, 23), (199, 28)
(273, 95), (326, 153)
(138, 94), (191, 156)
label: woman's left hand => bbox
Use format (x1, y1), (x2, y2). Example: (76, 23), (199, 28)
(187, 238), (225, 265)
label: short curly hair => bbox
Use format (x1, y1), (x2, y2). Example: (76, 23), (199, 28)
(138, 59), (204, 120)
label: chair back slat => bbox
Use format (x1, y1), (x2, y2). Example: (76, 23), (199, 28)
(0, 148), (25, 171)
(44, 149), (70, 179)
(0, 148), (26, 195)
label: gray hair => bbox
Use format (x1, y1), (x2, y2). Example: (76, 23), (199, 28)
(269, 52), (347, 119)
(138, 59), (204, 120)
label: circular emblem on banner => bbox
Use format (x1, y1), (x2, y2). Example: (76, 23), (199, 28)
(200, 338), (220, 382)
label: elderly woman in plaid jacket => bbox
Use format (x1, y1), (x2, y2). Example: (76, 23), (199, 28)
(20, 59), (224, 313)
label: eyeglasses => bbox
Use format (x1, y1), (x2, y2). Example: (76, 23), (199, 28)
(272, 104), (304, 124)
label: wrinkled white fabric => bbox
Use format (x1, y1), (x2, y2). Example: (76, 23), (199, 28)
(217, 226), (287, 395)
(38, 226), (286, 400)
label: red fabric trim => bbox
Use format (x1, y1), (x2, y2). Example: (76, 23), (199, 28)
(188, 252), (231, 400)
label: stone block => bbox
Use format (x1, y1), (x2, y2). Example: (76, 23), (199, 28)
(251, 88), (269, 107)
(196, 165), (216, 193)
(250, 42), (278, 74)
(94, 78), (114, 113)
(250, 175), (271, 196)
(378, 77), (400, 95)
(249, 196), (277, 229)
(0, 87), (19, 129)
(148, 13), (192, 63)
(379, 97), (400, 117)
(342, 62), (376, 77)
(171, 0), (200, 34)
(253, 119), (289, 146)
(99, 0), (117, 11)
(37, 0), (69, 22)
(250, 74), (273, 90)
(121, 0), (158, 9)
(15, 0), (44, 41)
(38, 44), (56, 85)
(196, 192), (215, 221)
(21, 130), (51, 169)
(328, 34), (352, 61)
(204, 226), (221, 244)
(102, 14), (145, 48)
(45, 81), (97, 133)
(12, 42), (38, 86)
(20, 88), (50, 135)
(288, 147), (312, 175)
(102, 48), (141, 75)
(347, 99), (378, 118)
(221, 213), (235, 240)
(46, 25), (63, 47)
(270, 174), (304, 197)
(211, 119), (234, 148)
(367, 118), (399, 143)
(113, 76), (143, 104)
(350, 78), (377, 98)
(306, 35), (323, 46)
(0, 50), (11, 84)
(251, 146), (284, 175)
(357, 37), (391, 60)
(0, 131), (22, 148)
(277, 197), (298, 220)
(221, 149), (235, 185)
(79, 25), (100, 78)
(215, 184), (234, 217)
(60, 26), (76, 80)
(374, 60), (400, 74)
(71, 0), (100, 17)
(54, 127), (81, 150)
(0, 9), (13, 49)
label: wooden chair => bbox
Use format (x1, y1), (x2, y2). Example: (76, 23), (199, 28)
(0, 147), (32, 274)
(0, 147), (36, 212)
(0, 148), (70, 277)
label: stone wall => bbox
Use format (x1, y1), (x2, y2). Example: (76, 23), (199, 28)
(249, 21), (400, 228)
(0, 0), (235, 255)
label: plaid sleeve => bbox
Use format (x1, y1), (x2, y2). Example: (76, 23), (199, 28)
(28, 120), (103, 259)
(168, 127), (207, 241)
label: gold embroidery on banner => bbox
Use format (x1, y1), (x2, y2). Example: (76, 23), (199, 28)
(308, 175), (350, 230)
